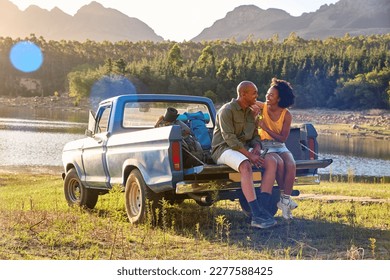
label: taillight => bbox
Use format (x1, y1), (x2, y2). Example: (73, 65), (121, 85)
(308, 138), (315, 160)
(171, 141), (181, 171)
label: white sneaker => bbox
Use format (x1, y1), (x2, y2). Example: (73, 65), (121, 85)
(277, 196), (297, 219)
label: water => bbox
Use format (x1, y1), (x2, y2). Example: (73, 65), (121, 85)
(316, 134), (390, 177)
(0, 129), (84, 166)
(0, 109), (389, 177)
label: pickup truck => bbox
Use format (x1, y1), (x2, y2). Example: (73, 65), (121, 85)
(62, 94), (332, 224)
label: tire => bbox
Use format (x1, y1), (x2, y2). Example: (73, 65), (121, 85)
(64, 168), (99, 209)
(238, 187), (280, 217)
(124, 169), (161, 224)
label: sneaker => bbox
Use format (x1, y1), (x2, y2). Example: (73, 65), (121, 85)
(277, 201), (293, 219)
(251, 216), (277, 229)
(279, 195), (298, 210)
(277, 196), (297, 219)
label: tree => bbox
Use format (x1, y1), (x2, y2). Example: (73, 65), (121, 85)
(167, 43), (183, 75)
(197, 45), (216, 76)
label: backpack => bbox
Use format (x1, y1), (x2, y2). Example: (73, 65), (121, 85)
(183, 111), (212, 150)
(181, 131), (204, 168)
(155, 111), (204, 168)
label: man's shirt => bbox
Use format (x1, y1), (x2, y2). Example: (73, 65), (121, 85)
(211, 99), (261, 162)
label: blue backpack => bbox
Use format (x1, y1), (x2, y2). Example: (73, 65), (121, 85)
(183, 111), (212, 150)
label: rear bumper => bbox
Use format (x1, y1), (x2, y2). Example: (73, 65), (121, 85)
(176, 174), (320, 194)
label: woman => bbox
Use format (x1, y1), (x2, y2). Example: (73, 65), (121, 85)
(256, 78), (297, 219)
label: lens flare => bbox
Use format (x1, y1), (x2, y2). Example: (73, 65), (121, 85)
(9, 41), (43, 73)
(90, 75), (136, 110)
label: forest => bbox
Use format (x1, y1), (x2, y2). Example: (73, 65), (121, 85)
(0, 33), (389, 110)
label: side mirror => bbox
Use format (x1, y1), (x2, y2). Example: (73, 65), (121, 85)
(85, 110), (96, 137)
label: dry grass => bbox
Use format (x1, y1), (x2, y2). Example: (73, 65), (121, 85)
(0, 173), (389, 260)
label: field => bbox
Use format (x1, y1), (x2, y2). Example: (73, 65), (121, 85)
(0, 173), (389, 260)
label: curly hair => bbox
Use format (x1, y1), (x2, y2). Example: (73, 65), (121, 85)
(270, 78), (295, 108)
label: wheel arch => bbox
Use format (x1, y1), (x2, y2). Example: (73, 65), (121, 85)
(122, 159), (149, 187)
(64, 163), (84, 179)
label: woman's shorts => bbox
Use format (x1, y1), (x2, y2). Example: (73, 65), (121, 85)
(261, 140), (290, 154)
(217, 149), (248, 172)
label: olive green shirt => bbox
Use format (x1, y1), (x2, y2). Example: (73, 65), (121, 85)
(211, 99), (261, 162)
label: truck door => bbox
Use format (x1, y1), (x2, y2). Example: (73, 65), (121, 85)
(82, 105), (111, 188)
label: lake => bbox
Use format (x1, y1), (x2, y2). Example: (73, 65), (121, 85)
(0, 106), (389, 178)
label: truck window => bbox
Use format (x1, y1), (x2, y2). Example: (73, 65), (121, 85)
(96, 106), (111, 133)
(123, 102), (213, 128)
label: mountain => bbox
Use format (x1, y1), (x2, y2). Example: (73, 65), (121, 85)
(0, 0), (388, 42)
(0, 0), (163, 42)
(192, 0), (390, 42)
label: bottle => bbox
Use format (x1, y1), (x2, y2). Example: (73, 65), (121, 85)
(257, 109), (263, 135)
(258, 111), (263, 121)
(260, 148), (268, 158)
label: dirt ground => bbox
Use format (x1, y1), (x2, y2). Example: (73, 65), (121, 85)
(292, 108), (389, 129)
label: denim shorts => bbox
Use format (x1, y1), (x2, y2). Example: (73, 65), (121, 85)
(261, 140), (290, 154)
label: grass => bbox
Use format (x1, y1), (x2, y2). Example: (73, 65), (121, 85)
(299, 180), (390, 199)
(0, 173), (389, 260)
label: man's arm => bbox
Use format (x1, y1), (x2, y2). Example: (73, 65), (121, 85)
(218, 108), (245, 151)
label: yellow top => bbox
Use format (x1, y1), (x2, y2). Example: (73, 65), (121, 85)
(259, 104), (287, 140)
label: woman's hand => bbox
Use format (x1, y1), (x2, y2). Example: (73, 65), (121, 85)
(258, 119), (268, 130)
(249, 103), (261, 117)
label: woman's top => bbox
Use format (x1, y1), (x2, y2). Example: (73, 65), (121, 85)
(259, 103), (287, 141)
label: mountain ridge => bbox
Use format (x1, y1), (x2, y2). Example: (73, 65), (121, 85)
(0, 0), (164, 42)
(192, 0), (390, 41)
(0, 0), (388, 42)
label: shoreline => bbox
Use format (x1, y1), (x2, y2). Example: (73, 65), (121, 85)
(1, 95), (389, 139)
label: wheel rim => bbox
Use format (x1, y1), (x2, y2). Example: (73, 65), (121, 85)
(128, 179), (141, 217)
(69, 178), (81, 202)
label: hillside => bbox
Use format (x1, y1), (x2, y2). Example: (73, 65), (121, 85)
(192, 0), (390, 42)
(0, 0), (163, 42)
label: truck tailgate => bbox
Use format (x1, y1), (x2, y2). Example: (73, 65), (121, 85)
(176, 158), (333, 194)
(186, 158), (333, 175)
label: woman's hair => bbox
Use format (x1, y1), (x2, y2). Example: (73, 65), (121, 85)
(270, 77), (295, 108)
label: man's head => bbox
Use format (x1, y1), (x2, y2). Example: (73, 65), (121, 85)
(236, 81), (258, 107)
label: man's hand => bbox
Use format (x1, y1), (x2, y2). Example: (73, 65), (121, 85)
(247, 152), (265, 168)
(250, 143), (262, 156)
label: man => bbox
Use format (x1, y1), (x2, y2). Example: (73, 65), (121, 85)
(211, 81), (277, 229)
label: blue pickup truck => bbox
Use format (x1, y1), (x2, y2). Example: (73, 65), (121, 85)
(62, 94), (332, 224)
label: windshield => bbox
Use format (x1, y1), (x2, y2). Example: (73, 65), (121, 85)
(122, 101), (213, 128)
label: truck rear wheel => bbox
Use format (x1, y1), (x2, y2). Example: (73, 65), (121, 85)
(125, 169), (161, 224)
(64, 168), (98, 209)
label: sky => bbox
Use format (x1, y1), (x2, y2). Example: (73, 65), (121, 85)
(9, 0), (340, 42)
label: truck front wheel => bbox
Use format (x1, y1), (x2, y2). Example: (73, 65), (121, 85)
(64, 168), (98, 209)
(125, 169), (161, 224)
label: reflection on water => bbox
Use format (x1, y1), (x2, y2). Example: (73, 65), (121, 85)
(0, 117), (86, 134)
(318, 134), (390, 160)
(318, 153), (390, 177)
(315, 134), (390, 177)
(0, 129), (84, 166)
(0, 105), (88, 123)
